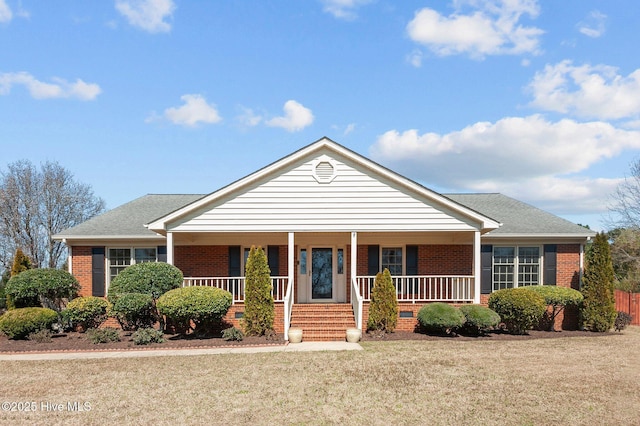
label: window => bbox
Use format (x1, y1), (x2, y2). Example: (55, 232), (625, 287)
(493, 246), (540, 291)
(108, 247), (157, 282)
(382, 247), (403, 276)
(337, 249), (344, 274)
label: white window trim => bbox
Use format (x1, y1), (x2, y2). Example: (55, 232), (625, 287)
(106, 246), (158, 287)
(492, 245), (543, 291)
(380, 245), (405, 276)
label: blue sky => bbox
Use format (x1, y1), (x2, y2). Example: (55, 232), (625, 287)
(2, 0), (640, 231)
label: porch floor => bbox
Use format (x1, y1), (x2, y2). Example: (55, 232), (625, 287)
(290, 304), (356, 341)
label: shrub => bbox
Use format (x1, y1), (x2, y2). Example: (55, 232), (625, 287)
(5, 268), (80, 311)
(86, 327), (121, 344)
(525, 286), (583, 331)
(27, 329), (52, 343)
(458, 305), (501, 335)
(488, 288), (546, 335)
(131, 327), (165, 345)
(0, 307), (58, 339)
(242, 246), (274, 336)
(107, 262), (183, 302)
(222, 326), (244, 341)
(582, 232), (617, 332)
(367, 269), (398, 333)
(615, 311), (633, 332)
(157, 286), (232, 334)
(109, 293), (156, 331)
(417, 303), (466, 335)
(64, 296), (110, 331)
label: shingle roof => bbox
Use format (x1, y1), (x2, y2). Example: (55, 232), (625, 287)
(54, 194), (205, 239)
(445, 193), (595, 237)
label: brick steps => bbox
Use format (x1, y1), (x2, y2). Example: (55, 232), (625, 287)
(290, 304), (356, 341)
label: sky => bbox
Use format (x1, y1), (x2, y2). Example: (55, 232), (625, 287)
(2, 0), (640, 231)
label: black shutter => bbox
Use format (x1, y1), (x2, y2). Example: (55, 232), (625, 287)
(481, 245), (493, 294)
(368, 245), (379, 275)
(406, 245), (418, 276)
(267, 246), (279, 276)
(92, 247), (105, 297)
(228, 246), (241, 276)
(544, 244), (557, 285)
(157, 246), (167, 262)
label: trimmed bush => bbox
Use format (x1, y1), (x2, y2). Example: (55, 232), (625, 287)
(525, 286), (583, 331)
(459, 305), (501, 335)
(5, 268), (79, 311)
(110, 293), (156, 331)
(64, 296), (110, 331)
(131, 327), (165, 345)
(582, 232), (617, 332)
(367, 269), (398, 333)
(157, 286), (232, 334)
(0, 307), (58, 339)
(242, 246), (274, 336)
(86, 327), (121, 344)
(615, 311), (632, 332)
(417, 303), (466, 335)
(222, 326), (244, 341)
(107, 262), (183, 302)
(488, 288), (546, 335)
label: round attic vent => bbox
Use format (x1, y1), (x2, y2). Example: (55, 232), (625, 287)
(312, 156), (337, 183)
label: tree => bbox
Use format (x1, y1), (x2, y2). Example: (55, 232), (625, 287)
(367, 268), (398, 333)
(242, 246), (274, 336)
(581, 232), (617, 332)
(609, 227), (640, 293)
(609, 158), (640, 228)
(11, 248), (32, 277)
(0, 160), (105, 270)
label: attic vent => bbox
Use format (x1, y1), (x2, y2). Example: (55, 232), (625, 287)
(312, 156), (338, 183)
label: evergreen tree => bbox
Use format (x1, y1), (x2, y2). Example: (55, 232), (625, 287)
(367, 268), (398, 333)
(581, 232), (617, 332)
(242, 246), (274, 336)
(10, 248), (32, 277)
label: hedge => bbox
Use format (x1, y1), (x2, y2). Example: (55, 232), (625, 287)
(110, 293), (157, 331)
(488, 288), (546, 334)
(157, 286), (232, 334)
(0, 307), (58, 339)
(458, 305), (501, 335)
(107, 262), (182, 302)
(5, 269), (79, 311)
(417, 302), (466, 335)
(64, 296), (110, 331)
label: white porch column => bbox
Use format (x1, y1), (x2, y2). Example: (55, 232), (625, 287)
(473, 230), (481, 304)
(166, 232), (174, 265)
(351, 232), (357, 285)
(288, 232), (295, 290)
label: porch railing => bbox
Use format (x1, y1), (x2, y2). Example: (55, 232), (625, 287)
(182, 276), (289, 304)
(351, 277), (364, 331)
(357, 275), (475, 303)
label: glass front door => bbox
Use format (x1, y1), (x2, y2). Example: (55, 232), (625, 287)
(311, 247), (333, 300)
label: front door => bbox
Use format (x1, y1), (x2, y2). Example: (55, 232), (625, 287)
(311, 247), (334, 301)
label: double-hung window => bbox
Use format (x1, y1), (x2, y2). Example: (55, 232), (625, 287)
(492, 246), (540, 291)
(381, 247), (403, 276)
(108, 247), (157, 282)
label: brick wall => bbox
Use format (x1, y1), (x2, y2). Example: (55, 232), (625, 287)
(70, 246), (93, 297)
(174, 245), (228, 277)
(419, 245), (473, 275)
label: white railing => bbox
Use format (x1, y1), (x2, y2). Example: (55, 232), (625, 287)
(357, 275), (475, 303)
(283, 276), (294, 340)
(183, 276), (289, 304)
(351, 277), (364, 331)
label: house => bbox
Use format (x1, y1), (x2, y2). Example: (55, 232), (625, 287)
(54, 137), (595, 340)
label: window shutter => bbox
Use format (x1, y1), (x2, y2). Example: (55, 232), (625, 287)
(481, 245), (493, 294)
(267, 246), (279, 276)
(368, 245), (379, 275)
(157, 246), (167, 262)
(228, 246), (241, 276)
(92, 247), (105, 297)
(406, 245), (418, 276)
(544, 244), (557, 285)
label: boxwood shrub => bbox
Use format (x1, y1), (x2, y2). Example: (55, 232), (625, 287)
(157, 286), (232, 334)
(107, 262), (183, 302)
(110, 293), (156, 331)
(488, 288), (546, 334)
(5, 269), (80, 311)
(524, 286), (583, 331)
(0, 307), (58, 339)
(64, 296), (110, 331)
(458, 305), (501, 335)
(131, 327), (165, 345)
(417, 302), (466, 335)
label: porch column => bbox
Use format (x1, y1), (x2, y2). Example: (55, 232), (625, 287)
(288, 232), (295, 291)
(166, 232), (174, 265)
(473, 230), (481, 304)
(351, 232), (357, 285)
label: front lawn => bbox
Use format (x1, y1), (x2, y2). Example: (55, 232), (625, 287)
(1, 327), (639, 425)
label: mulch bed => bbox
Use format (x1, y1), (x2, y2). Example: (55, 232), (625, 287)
(0, 328), (618, 354)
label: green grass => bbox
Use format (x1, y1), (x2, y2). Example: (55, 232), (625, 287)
(2, 327), (639, 425)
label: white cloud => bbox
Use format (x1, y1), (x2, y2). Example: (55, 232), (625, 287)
(406, 0), (543, 58)
(578, 10), (607, 38)
(236, 107), (263, 127)
(370, 115), (640, 214)
(0, 72), (101, 100)
(320, 0), (372, 21)
(162, 94), (222, 127)
(528, 61), (640, 120)
(406, 50), (424, 68)
(115, 0), (175, 33)
(266, 100), (314, 132)
(0, 0), (11, 22)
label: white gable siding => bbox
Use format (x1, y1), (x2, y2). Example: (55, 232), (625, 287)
(169, 155), (477, 232)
